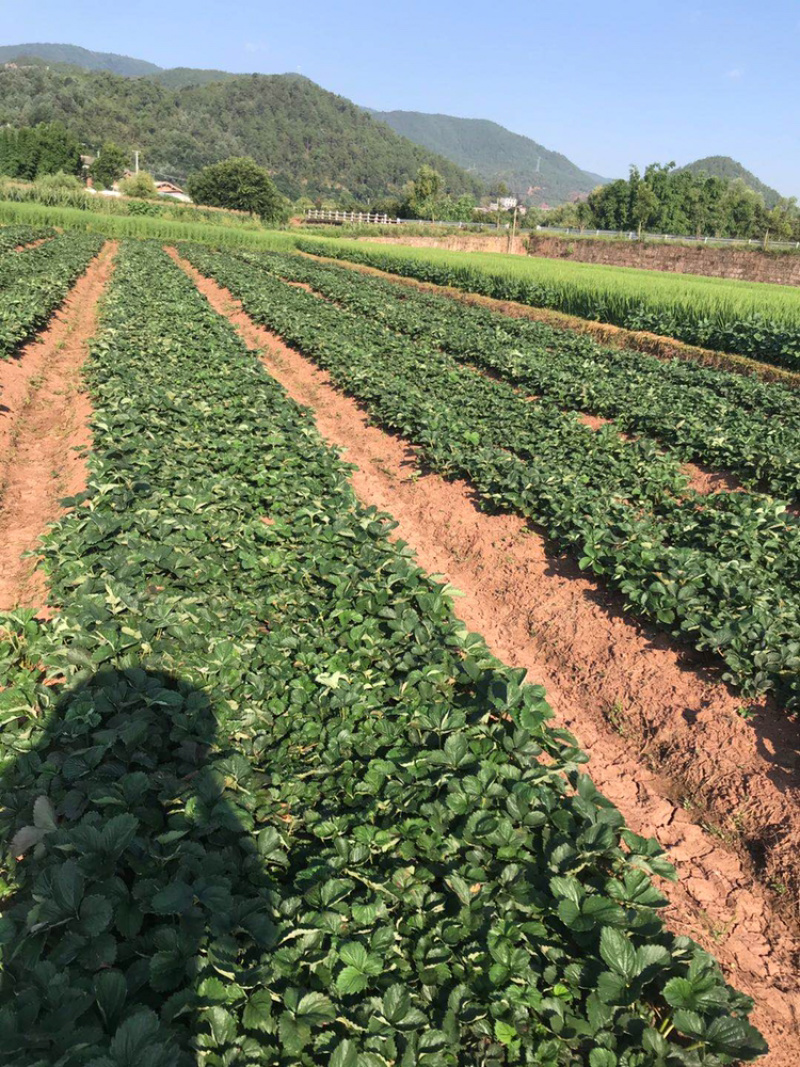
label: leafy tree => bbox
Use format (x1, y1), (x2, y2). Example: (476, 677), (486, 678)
(575, 200), (592, 231)
(90, 141), (129, 189)
(0, 122), (82, 180)
(34, 123), (83, 177)
(187, 157), (288, 222)
(402, 165), (445, 220)
(767, 197), (798, 242)
(119, 170), (158, 199)
(632, 182), (659, 237)
(436, 193), (477, 222)
(580, 162), (794, 241)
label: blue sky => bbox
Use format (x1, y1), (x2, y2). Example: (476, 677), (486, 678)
(2, 0), (799, 197)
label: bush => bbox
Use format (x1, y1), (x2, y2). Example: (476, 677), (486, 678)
(90, 142), (129, 191)
(28, 172), (88, 207)
(187, 157), (288, 224)
(118, 171), (158, 199)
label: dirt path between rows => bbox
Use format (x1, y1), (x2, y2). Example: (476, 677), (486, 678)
(0, 241), (116, 613)
(302, 251), (800, 390)
(12, 237), (52, 253)
(168, 247), (800, 1063)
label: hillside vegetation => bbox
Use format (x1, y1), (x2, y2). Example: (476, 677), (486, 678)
(680, 156), (783, 208)
(0, 64), (481, 203)
(368, 109), (608, 205)
(0, 42), (160, 76)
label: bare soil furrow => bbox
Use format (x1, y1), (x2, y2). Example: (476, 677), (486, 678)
(168, 246), (800, 1064)
(0, 241), (116, 612)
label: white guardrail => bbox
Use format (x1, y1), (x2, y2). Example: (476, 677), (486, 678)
(304, 209), (498, 230)
(303, 210), (800, 250)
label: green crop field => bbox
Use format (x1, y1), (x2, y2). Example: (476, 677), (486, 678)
(0, 231), (104, 356)
(0, 199), (296, 252)
(0, 224), (789, 1063)
(239, 246), (800, 501)
(180, 243), (800, 713)
(295, 236), (800, 370)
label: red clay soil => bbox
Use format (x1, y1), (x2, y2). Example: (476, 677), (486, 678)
(683, 462), (745, 496)
(303, 251), (800, 391)
(0, 241), (116, 612)
(168, 247), (800, 1062)
(13, 237), (52, 253)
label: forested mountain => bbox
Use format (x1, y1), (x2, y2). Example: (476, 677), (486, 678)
(149, 67), (237, 88)
(679, 156), (784, 208)
(0, 63), (482, 202)
(0, 43), (159, 76)
(367, 110), (608, 205)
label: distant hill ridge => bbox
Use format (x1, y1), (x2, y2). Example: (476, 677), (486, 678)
(0, 42), (609, 205)
(678, 156), (784, 208)
(0, 51), (481, 203)
(0, 45), (787, 209)
(367, 110), (609, 206)
(0, 42), (160, 76)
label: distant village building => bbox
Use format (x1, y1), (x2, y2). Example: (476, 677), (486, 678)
(155, 180), (191, 202)
(483, 196), (521, 212)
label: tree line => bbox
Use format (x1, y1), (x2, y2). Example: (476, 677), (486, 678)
(540, 163), (800, 243)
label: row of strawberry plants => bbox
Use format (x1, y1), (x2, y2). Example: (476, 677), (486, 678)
(0, 240), (765, 1065)
(0, 223), (54, 254)
(0, 232), (105, 358)
(294, 239), (800, 372)
(251, 249), (800, 502)
(180, 243), (800, 711)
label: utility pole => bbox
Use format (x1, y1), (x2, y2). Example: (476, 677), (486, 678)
(134, 150), (139, 174)
(507, 203), (519, 253)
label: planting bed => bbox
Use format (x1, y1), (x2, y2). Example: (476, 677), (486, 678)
(0, 223), (54, 254)
(177, 244), (800, 717)
(0, 241), (775, 1064)
(249, 249), (800, 503)
(0, 240), (116, 611)
(0, 231), (105, 359)
(295, 238), (800, 372)
(172, 246), (800, 1060)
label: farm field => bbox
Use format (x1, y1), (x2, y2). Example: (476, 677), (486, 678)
(0, 223), (55, 253)
(0, 199), (297, 253)
(0, 232), (104, 357)
(1, 227), (799, 1063)
(240, 247), (800, 501)
(178, 243), (800, 713)
(294, 237), (800, 371)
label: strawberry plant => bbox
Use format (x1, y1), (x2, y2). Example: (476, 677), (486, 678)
(0, 242), (765, 1064)
(0, 223), (54, 253)
(0, 231), (104, 358)
(250, 247), (800, 502)
(295, 238), (800, 372)
(181, 244), (800, 712)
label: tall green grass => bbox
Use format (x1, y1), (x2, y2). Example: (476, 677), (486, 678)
(297, 236), (800, 369)
(0, 177), (265, 230)
(0, 200), (297, 252)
